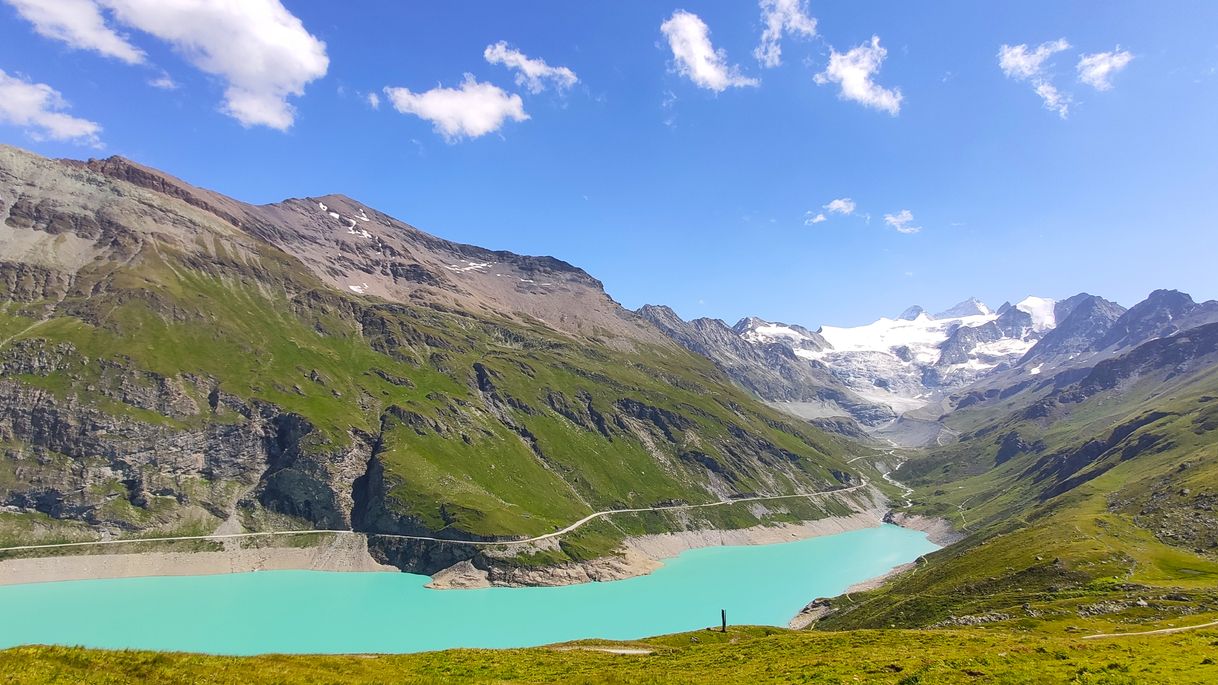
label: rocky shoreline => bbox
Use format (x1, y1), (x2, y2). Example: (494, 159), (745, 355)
(883, 511), (966, 546)
(426, 503), (890, 589)
(0, 491), (960, 594)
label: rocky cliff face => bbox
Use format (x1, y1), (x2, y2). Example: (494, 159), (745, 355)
(0, 145), (866, 571)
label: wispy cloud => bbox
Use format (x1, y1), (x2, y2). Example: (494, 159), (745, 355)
(806, 197), (858, 226)
(883, 209), (921, 234)
(824, 197), (856, 215)
(998, 39), (1071, 118)
(660, 10), (758, 92)
(814, 36), (902, 115)
(148, 71), (177, 90)
(1077, 48), (1133, 90)
(484, 41), (578, 94)
(754, 0), (816, 68)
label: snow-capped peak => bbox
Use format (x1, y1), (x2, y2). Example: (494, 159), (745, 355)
(733, 317), (828, 351)
(1015, 296), (1056, 332)
(935, 297), (991, 319)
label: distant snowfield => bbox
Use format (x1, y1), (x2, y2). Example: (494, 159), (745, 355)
(775, 297), (1057, 415)
(815, 312), (993, 363)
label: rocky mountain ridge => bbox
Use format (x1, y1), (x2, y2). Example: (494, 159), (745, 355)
(644, 290), (1218, 437)
(0, 145), (866, 579)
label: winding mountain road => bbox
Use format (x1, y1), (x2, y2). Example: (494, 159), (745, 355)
(0, 481), (869, 554)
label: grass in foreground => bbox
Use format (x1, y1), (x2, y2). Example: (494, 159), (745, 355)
(4, 623), (1218, 684)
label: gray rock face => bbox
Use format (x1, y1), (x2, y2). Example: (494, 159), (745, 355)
(1019, 295), (1128, 368)
(937, 321), (1004, 366)
(1093, 289), (1218, 353)
(1053, 292), (1095, 324)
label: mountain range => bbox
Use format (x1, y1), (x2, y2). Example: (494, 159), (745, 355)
(1, 145), (1216, 649)
(642, 290), (1218, 440)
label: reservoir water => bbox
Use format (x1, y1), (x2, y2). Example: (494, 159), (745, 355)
(0, 524), (936, 655)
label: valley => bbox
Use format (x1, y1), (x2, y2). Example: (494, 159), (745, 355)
(1, 145), (1216, 681)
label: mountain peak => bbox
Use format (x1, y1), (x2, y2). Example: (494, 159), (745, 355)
(897, 305), (927, 321)
(732, 316), (772, 334)
(935, 297), (991, 319)
(1144, 289), (1195, 307)
(732, 317), (829, 351)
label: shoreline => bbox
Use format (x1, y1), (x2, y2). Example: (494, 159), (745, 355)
(0, 534), (395, 587)
(427, 504), (892, 589)
(0, 491), (959, 593)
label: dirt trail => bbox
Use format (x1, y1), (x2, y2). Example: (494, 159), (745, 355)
(1081, 619), (1218, 640)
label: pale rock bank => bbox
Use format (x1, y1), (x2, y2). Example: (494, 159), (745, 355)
(427, 497), (890, 589)
(0, 533), (394, 586)
(883, 511), (966, 546)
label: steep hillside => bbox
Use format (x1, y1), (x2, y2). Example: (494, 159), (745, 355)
(0, 145), (868, 576)
(817, 323), (1218, 630)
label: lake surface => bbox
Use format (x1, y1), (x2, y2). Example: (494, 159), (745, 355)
(0, 524), (935, 655)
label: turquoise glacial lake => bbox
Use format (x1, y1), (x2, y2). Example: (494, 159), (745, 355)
(0, 524), (936, 655)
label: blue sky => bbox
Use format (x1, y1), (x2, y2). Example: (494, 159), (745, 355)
(1, 1), (1216, 327)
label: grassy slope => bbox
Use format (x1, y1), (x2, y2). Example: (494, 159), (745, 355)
(817, 335), (1218, 631)
(0, 223), (866, 560)
(4, 623), (1218, 684)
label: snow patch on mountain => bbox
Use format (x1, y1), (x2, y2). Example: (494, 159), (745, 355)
(742, 323), (811, 345)
(731, 297), (1058, 416)
(1016, 296), (1056, 332)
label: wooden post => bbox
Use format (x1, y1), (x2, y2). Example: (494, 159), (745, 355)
(721, 609), (727, 633)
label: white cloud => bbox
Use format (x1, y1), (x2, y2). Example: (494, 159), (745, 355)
(3, 0), (144, 64)
(883, 209), (920, 234)
(824, 197), (856, 215)
(100, 0), (329, 130)
(804, 212), (826, 225)
(13, 0), (324, 130)
(148, 71), (177, 90)
(814, 36), (902, 115)
(660, 10), (758, 92)
(998, 39), (1069, 80)
(1034, 81), (1070, 118)
(383, 74), (528, 141)
(998, 39), (1071, 118)
(1077, 48), (1133, 90)
(6, 0), (328, 129)
(754, 0), (816, 68)
(484, 41), (578, 94)
(366, 92), (380, 109)
(0, 69), (102, 146)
